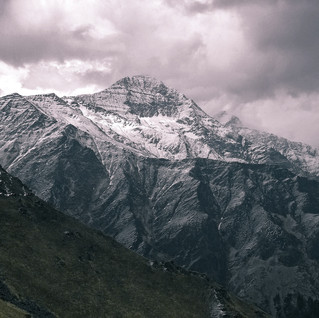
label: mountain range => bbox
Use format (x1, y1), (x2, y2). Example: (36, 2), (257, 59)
(1, 75), (319, 317)
(0, 164), (271, 317)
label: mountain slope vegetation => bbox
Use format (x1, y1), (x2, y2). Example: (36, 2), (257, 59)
(0, 166), (269, 318)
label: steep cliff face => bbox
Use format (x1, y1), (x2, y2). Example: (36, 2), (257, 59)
(86, 157), (319, 316)
(1, 75), (319, 316)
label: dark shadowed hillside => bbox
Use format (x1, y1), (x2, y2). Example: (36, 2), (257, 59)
(0, 166), (269, 318)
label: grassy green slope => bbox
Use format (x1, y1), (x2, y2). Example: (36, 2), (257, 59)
(0, 195), (211, 318)
(0, 299), (31, 318)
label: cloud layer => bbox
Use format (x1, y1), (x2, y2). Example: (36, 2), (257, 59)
(0, 0), (318, 147)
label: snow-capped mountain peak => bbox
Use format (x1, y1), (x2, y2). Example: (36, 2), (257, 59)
(110, 75), (171, 93)
(1, 75), (319, 177)
(75, 74), (208, 120)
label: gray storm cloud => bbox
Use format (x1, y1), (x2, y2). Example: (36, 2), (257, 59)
(0, 0), (318, 147)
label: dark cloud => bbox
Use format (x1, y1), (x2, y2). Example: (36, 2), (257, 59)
(2, 0), (318, 100)
(183, 1), (215, 14)
(162, 0), (214, 14)
(238, 1), (319, 96)
(0, 0), (10, 16)
(163, 0), (319, 102)
(78, 69), (113, 87)
(0, 1), (123, 67)
(163, 0), (277, 14)
(0, 26), (122, 67)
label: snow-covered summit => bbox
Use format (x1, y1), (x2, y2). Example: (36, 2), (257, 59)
(74, 75), (207, 120)
(110, 75), (171, 93)
(58, 75), (237, 161)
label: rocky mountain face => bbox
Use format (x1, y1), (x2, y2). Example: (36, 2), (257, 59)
(1, 75), (319, 317)
(215, 110), (319, 179)
(1, 165), (271, 318)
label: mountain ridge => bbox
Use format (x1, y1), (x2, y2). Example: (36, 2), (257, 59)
(5, 75), (313, 179)
(2, 75), (318, 179)
(1, 75), (319, 316)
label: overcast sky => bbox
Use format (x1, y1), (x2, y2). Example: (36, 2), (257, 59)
(0, 0), (318, 147)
